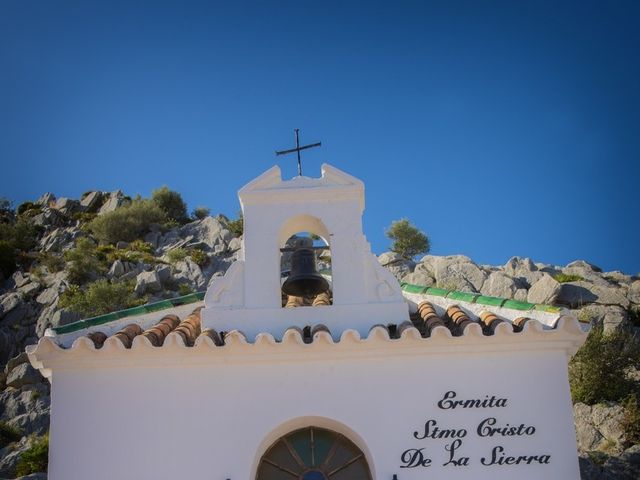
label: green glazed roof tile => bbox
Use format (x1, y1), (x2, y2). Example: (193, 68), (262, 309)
(401, 283), (428, 294)
(401, 281), (560, 314)
(145, 300), (174, 312)
(423, 287), (450, 297)
(446, 291), (479, 303)
(475, 295), (506, 307)
(51, 291), (206, 335)
(54, 320), (88, 335)
(502, 299), (536, 311)
(534, 304), (563, 313)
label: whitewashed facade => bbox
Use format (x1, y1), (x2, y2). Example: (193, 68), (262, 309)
(29, 164), (586, 480)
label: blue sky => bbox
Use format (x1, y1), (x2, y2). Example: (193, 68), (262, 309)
(1, 1), (638, 274)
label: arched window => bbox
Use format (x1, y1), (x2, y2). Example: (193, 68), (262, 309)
(256, 427), (372, 480)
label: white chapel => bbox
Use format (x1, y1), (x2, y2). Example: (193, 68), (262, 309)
(29, 163), (586, 480)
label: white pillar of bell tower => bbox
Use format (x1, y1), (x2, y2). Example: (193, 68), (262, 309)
(201, 163), (409, 341)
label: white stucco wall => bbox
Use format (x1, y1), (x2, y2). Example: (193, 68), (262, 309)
(38, 333), (581, 480)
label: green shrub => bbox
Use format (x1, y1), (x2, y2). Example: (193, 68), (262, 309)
(166, 247), (207, 266)
(72, 211), (97, 224)
(569, 326), (640, 404)
(0, 422), (22, 448)
(16, 201), (41, 217)
(15, 434), (48, 476)
(0, 197), (13, 223)
(59, 279), (145, 318)
(0, 218), (40, 276)
(166, 248), (188, 264)
(226, 212), (243, 237)
(87, 199), (166, 244)
(621, 394), (640, 446)
(191, 206), (210, 220)
(37, 252), (65, 273)
(386, 218), (430, 259)
(554, 273), (584, 283)
(64, 238), (105, 284)
(188, 248), (208, 266)
(151, 186), (188, 223)
(105, 240), (157, 264)
(178, 283), (193, 296)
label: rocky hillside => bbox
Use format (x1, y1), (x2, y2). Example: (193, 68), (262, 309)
(1, 191), (639, 479)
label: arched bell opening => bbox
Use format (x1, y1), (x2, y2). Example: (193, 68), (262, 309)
(280, 231), (332, 308)
(255, 426), (373, 480)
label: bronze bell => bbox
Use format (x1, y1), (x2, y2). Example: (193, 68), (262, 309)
(282, 247), (330, 297)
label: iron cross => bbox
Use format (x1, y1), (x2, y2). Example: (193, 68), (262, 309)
(275, 129), (321, 176)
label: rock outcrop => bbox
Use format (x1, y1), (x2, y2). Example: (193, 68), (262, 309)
(0, 188), (638, 479)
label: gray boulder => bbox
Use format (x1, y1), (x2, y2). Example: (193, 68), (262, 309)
(437, 261), (486, 292)
(0, 293), (21, 318)
(577, 305), (629, 333)
(557, 281), (630, 309)
(52, 197), (81, 216)
(628, 280), (640, 305)
(378, 252), (415, 281)
(173, 258), (206, 289)
(567, 260), (602, 272)
(80, 190), (105, 212)
(17, 282), (40, 299)
(573, 402), (626, 454)
(6, 364), (42, 389)
(108, 259), (126, 278)
(228, 237), (242, 253)
(155, 264), (172, 284)
(50, 309), (82, 329)
(134, 271), (162, 295)
(159, 217), (233, 254)
(31, 207), (66, 228)
(35, 278), (66, 307)
(4, 353), (29, 375)
(9, 271), (30, 289)
(527, 273), (562, 304)
(602, 444), (640, 480)
(38, 226), (82, 252)
(98, 190), (128, 215)
(480, 271), (517, 298)
(35, 192), (55, 207)
(144, 230), (162, 249)
(402, 269), (435, 287)
(503, 256), (542, 288)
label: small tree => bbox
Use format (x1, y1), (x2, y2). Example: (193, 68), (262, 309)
(64, 237), (105, 285)
(226, 212), (243, 237)
(87, 199), (166, 244)
(191, 206), (210, 220)
(569, 326), (640, 405)
(385, 218), (430, 259)
(151, 186), (188, 223)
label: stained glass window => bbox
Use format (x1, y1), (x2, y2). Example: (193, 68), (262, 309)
(256, 427), (372, 480)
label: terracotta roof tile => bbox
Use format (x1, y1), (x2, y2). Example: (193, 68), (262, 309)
(445, 305), (477, 335)
(416, 301), (447, 335)
(111, 324), (143, 348)
(141, 314), (180, 347)
(63, 289), (579, 351)
(172, 308), (202, 346)
(512, 316), (532, 332)
(200, 328), (224, 346)
(86, 331), (107, 349)
(479, 311), (506, 334)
